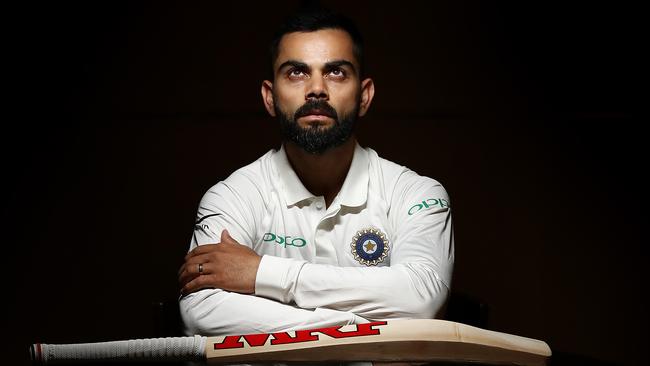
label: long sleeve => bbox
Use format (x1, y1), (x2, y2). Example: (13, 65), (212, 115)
(255, 174), (454, 320)
(180, 289), (367, 335)
(180, 180), (367, 336)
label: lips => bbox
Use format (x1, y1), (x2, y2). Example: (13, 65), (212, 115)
(294, 101), (338, 120)
(308, 108), (331, 116)
(300, 109), (334, 118)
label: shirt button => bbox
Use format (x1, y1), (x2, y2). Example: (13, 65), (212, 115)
(315, 201), (323, 209)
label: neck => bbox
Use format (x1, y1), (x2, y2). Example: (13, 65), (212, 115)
(284, 137), (357, 208)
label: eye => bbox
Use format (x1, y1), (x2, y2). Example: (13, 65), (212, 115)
(327, 68), (346, 79)
(287, 69), (307, 79)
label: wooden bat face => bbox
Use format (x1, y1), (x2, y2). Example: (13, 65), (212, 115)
(205, 320), (551, 365)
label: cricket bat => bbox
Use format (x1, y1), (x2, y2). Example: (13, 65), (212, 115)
(31, 319), (551, 365)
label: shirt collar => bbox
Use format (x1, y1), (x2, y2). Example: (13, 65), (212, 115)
(272, 143), (369, 208)
(338, 142), (369, 207)
(273, 144), (314, 205)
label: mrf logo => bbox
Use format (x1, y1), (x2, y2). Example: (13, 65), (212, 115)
(212, 321), (387, 350)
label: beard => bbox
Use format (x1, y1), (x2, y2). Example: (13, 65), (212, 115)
(275, 98), (359, 155)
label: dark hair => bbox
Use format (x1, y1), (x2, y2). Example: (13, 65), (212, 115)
(268, 6), (365, 78)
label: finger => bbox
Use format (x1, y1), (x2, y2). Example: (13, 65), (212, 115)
(185, 244), (220, 260)
(184, 244), (218, 260)
(179, 270), (198, 288)
(179, 263), (201, 287)
(185, 231), (236, 260)
(178, 252), (212, 276)
(178, 263), (193, 286)
(178, 258), (197, 276)
(184, 252), (215, 267)
(179, 260), (214, 286)
(178, 257), (214, 284)
(181, 274), (217, 296)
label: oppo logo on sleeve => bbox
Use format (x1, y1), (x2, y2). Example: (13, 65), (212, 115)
(263, 232), (307, 248)
(408, 198), (450, 216)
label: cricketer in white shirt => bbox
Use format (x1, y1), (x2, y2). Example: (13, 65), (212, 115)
(179, 142), (454, 336)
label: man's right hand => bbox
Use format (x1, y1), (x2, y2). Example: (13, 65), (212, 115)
(178, 230), (261, 295)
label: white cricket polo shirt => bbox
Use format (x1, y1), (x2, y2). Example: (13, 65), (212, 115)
(182, 142), (454, 336)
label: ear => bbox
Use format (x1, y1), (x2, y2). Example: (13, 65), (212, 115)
(358, 78), (375, 117)
(261, 80), (276, 117)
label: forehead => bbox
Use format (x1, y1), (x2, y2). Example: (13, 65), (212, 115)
(275, 28), (357, 69)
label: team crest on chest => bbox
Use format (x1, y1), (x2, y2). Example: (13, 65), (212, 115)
(351, 227), (390, 266)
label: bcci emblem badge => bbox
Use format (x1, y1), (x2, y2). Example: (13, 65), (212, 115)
(351, 227), (389, 266)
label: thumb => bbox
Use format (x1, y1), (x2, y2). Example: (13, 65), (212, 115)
(220, 229), (231, 243)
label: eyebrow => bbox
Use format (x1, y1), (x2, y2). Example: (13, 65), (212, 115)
(277, 59), (358, 74)
(277, 60), (309, 73)
(324, 60), (356, 71)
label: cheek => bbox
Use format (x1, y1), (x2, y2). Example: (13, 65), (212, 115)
(273, 87), (304, 112)
(330, 86), (361, 113)
(272, 95), (293, 116)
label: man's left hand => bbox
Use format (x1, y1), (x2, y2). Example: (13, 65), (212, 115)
(178, 230), (261, 295)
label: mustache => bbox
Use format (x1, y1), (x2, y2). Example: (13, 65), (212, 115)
(294, 100), (338, 121)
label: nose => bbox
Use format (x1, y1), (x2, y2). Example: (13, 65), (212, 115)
(305, 75), (329, 101)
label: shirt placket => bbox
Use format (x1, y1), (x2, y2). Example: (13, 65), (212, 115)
(312, 196), (341, 265)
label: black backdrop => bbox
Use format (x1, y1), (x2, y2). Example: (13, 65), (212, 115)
(4, 2), (646, 365)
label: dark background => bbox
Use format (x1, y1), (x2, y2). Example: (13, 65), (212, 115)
(4, 1), (646, 365)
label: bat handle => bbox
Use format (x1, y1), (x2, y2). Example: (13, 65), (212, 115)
(31, 335), (206, 364)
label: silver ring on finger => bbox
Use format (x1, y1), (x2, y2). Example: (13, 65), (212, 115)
(198, 263), (204, 275)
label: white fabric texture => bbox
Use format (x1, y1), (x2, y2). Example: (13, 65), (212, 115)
(180, 143), (454, 337)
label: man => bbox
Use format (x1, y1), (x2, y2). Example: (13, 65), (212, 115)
(177, 8), (454, 336)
